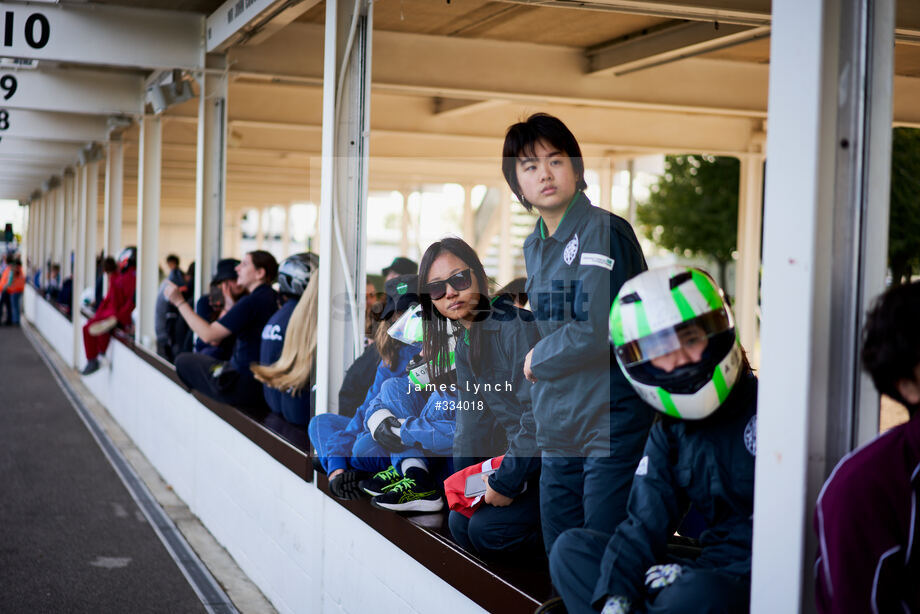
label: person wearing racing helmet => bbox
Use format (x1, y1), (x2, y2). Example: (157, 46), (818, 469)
(80, 246), (138, 375)
(308, 275), (421, 491)
(550, 266), (757, 614)
(416, 237), (545, 561)
(249, 252), (319, 425)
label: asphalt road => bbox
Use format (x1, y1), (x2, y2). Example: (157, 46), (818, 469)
(0, 324), (207, 614)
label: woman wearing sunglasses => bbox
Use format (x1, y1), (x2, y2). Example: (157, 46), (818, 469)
(418, 237), (545, 562)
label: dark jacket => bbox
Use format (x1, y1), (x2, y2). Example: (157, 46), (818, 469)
(338, 343), (381, 418)
(454, 299), (542, 498)
(523, 191), (652, 455)
(593, 372), (758, 607)
(259, 298), (311, 426)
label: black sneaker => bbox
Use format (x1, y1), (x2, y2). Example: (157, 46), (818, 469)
(370, 468), (444, 513)
(328, 470), (367, 500)
(359, 465), (402, 497)
(81, 359), (100, 376)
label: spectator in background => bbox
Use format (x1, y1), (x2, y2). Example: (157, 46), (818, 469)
(381, 256), (417, 281)
(154, 256), (186, 362)
(165, 253), (180, 278)
(190, 258), (239, 361)
(171, 261), (196, 356)
(81, 247), (137, 375)
(251, 252), (319, 426)
(0, 257), (25, 326)
(495, 276), (529, 309)
(0, 253), (10, 323)
(167, 251), (279, 409)
(94, 257), (117, 308)
(814, 280), (920, 614)
(44, 263), (62, 301)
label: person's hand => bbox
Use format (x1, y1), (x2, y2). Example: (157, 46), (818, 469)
(481, 474), (513, 507)
(163, 281), (183, 306)
(644, 564), (682, 589)
(221, 281), (237, 311)
(372, 416), (406, 452)
(523, 348), (537, 383)
(600, 595), (631, 614)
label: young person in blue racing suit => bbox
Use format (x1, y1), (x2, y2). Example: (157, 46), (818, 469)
(550, 266), (757, 614)
(417, 237), (545, 562)
(308, 274), (420, 479)
(501, 113), (654, 557)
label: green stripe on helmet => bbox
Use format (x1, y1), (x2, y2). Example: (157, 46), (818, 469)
(634, 300), (652, 337)
(609, 301), (625, 345)
(712, 365), (729, 404)
(670, 287), (696, 322)
(690, 269), (722, 312)
(657, 388), (682, 418)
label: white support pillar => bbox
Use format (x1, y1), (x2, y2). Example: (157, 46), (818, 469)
(599, 157), (613, 212)
(55, 182), (65, 273)
(136, 115), (162, 349)
(462, 184), (475, 243)
(72, 164), (87, 368)
(63, 170), (76, 278)
(82, 160), (100, 298)
(316, 0), (374, 417)
(104, 136), (124, 258)
(735, 153), (764, 367)
(195, 55), (228, 303)
(498, 184), (513, 285)
(283, 204), (293, 258)
(751, 0), (895, 612)
(400, 189), (410, 256)
(626, 159), (638, 227)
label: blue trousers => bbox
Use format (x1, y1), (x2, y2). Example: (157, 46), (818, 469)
(448, 484), (543, 563)
(550, 528), (750, 614)
(8, 292), (20, 324)
(539, 455), (638, 557)
(308, 413), (429, 475)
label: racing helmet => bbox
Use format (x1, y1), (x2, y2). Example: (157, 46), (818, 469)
(388, 304), (456, 387)
(117, 246), (137, 272)
(609, 266), (743, 420)
(277, 252), (319, 297)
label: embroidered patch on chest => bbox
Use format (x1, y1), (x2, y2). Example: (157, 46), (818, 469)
(563, 233), (579, 265)
(744, 415), (757, 456)
(580, 253), (614, 270)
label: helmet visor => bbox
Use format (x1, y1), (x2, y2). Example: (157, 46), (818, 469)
(615, 309), (733, 368)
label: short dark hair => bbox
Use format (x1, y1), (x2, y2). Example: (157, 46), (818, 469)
(248, 250), (279, 284)
(501, 113), (587, 211)
(102, 257), (117, 274)
(166, 254), (180, 267)
(862, 281), (920, 411)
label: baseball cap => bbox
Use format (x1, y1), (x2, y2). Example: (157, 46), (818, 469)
(382, 256), (418, 278)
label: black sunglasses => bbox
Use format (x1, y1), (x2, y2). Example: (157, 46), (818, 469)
(426, 269), (473, 300)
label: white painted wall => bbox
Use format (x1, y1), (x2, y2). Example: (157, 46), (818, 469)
(24, 283), (486, 614)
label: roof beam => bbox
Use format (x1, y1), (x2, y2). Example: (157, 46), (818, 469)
(0, 109), (108, 142)
(0, 2), (202, 70)
(0, 137), (83, 162)
(0, 67), (143, 115)
(206, 0), (321, 52)
(497, 0), (770, 25)
(586, 21), (771, 76)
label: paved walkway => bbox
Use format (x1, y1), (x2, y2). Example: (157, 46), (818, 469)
(0, 324), (207, 613)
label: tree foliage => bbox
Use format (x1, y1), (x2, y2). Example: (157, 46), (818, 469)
(889, 128), (920, 284)
(637, 155), (740, 288)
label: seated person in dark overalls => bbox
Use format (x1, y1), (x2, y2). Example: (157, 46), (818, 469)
(551, 266), (757, 614)
(166, 251), (279, 409)
(251, 252), (319, 426)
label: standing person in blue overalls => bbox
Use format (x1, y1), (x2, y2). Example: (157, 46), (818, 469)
(551, 266), (757, 614)
(500, 113), (654, 560)
(252, 252), (319, 426)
